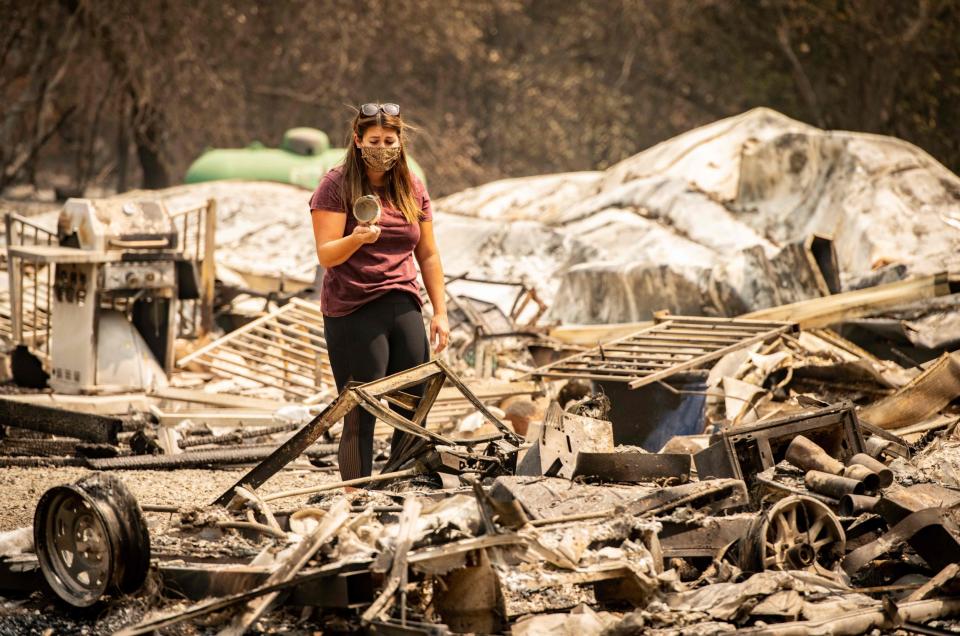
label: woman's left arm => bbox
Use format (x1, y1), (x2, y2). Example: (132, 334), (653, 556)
(414, 220), (449, 353)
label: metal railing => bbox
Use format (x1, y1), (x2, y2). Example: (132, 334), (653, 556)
(169, 198), (217, 340)
(3, 213), (56, 361)
(177, 297), (334, 402)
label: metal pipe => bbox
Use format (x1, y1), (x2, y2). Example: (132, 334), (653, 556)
(786, 435), (844, 475)
(805, 470), (864, 498)
(260, 468), (419, 503)
(843, 464), (880, 494)
(864, 436), (893, 459)
(839, 494), (879, 516)
(847, 453), (894, 488)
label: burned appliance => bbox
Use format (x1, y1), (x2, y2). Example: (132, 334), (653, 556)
(8, 198), (200, 393)
(694, 402), (867, 485)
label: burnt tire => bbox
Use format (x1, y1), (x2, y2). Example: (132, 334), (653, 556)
(34, 473), (150, 607)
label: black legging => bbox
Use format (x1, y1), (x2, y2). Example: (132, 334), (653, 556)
(322, 290), (430, 480)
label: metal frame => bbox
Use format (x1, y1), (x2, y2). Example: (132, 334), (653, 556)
(531, 314), (797, 389)
(177, 297), (334, 401)
(3, 212), (57, 363)
(213, 359), (519, 508)
(169, 198), (216, 339)
(694, 402), (867, 483)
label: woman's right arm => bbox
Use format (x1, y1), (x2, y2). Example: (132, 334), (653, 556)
(311, 209), (380, 268)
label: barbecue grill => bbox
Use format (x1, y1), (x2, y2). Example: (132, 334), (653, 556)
(8, 197), (198, 393)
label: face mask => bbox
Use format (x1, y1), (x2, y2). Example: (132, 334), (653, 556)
(360, 145), (401, 171)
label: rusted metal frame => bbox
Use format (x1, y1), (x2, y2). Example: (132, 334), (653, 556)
(566, 355), (679, 368)
(654, 313), (792, 328)
(200, 199), (216, 335)
(381, 390), (422, 412)
(169, 201), (210, 220)
(600, 344), (709, 355)
(289, 297), (325, 314)
(43, 254), (51, 357)
(507, 286), (548, 327)
(195, 348), (316, 390)
(197, 358), (315, 399)
(626, 336), (741, 348)
(248, 324), (329, 355)
(662, 318), (776, 328)
(236, 329), (326, 363)
(281, 302), (326, 320)
(617, 334), (738, 346)
(213, 390), (361, 507)
(275, 308), (326, 329)
(657, 327), (765, 339)
(354, 387), (455, 446)
(584, 348), (697, 361)
(445, 290), (491, 335)
(216, 362), (511, 508)
(660, 320), (776, 331)
(358, 360), (446, 395)
(215, 338), (317, 374)
(532, 320), (765, 379)
(435, 359), (519, 441)
(227, 337), (332, 384)
(191, 209), (202, 337)
(412, 373), (446, 426)
(5, 215), (22, 345)
(261, 319), (329, 347)
(274, 313), (328, 337)
(627, 325), (794, 388)
(534, 370), (653, 382)
(546, 365), (673, 376)
(31, 260), (38, 351)
(544, 364), (661, 376)
(2, 214), (55, 357)
(178, 303), (299, 366)
(510, 288), (533, 321)
(215, 343), (316, 379)
(170, 204), (207, 339)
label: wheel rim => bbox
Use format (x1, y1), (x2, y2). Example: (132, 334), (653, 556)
(37, 487), (114, 606)
(753, 496), (845, 575)
(34, 474), (150, 607)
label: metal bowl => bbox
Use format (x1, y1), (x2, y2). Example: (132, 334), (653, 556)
(352, 194), (382, 225)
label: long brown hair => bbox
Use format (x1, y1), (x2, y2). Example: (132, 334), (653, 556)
(340, 110), (421, 224)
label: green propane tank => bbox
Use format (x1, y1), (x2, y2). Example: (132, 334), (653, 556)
(184, 127), (425, 189)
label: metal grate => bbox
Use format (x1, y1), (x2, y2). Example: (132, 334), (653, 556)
(177, 297), (333, 401)
(3, 213), (56, 362)
(169, 199), (216, 339)
(532, 314), (797, 389)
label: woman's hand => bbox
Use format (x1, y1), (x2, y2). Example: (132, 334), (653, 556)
(430, 313), (450, 354)
(352, 224), (381, 244)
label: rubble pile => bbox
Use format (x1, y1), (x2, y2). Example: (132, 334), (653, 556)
(440, 107), (960, 323)
(0, 108), (959, 634)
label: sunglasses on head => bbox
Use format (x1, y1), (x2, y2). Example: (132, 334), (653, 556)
(360, 102), (400, 117)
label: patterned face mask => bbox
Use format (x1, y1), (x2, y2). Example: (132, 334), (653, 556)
(360, 145), (401, 171)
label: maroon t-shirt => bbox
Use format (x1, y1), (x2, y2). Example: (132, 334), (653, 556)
(309, 166), (433, 317)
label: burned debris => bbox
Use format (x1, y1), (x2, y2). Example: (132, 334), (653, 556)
(2, 288), (959, 635)
(1, 121), (960, 633)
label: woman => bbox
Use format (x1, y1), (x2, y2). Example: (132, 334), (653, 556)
(309, 102), (449, 481)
